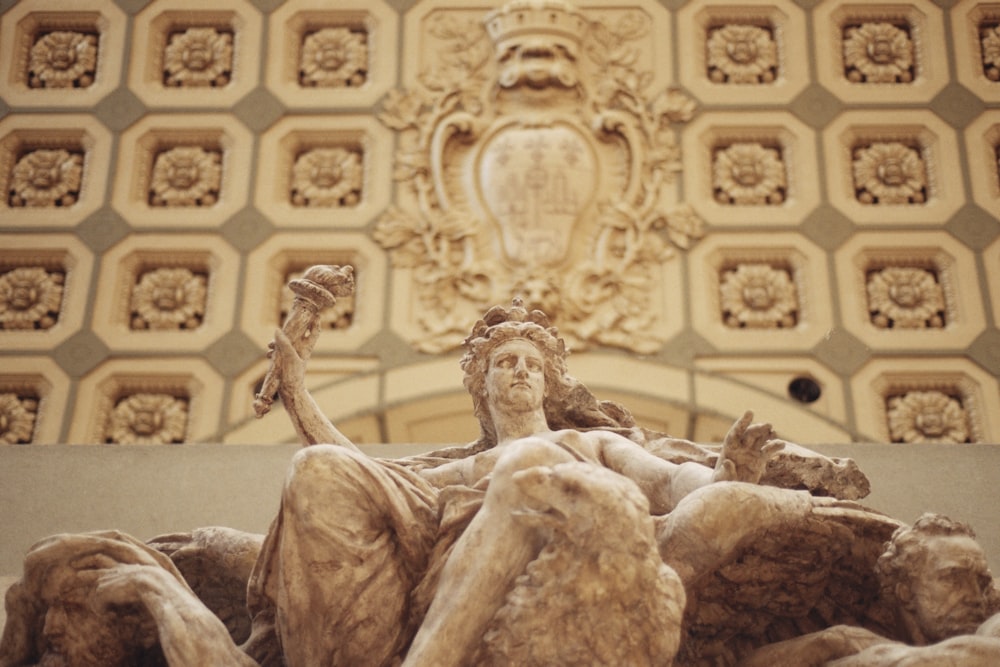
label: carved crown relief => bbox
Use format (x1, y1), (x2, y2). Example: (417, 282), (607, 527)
(375, 0), (701, 353)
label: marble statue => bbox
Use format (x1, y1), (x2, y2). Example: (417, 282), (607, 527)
(2, 267), (997, 667)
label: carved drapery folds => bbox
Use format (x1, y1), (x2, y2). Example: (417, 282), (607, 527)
(0, 392), (38, 444)
(0, 267), (65, 331)
(887, 390), (970, 444)
(9, 148), (84, 208)
(706, 24), (777, 84)
(163, 27), (234, 88)
(852, 141), (927, 205)
(719, 263), (798, 329)
(866, 266), (945, 329)
(28, 30), (98, 89)
(375, 0), (702, 353)
(149, 146), (222, 207)
(106, 392), (189, 445)
(129, 267), (208, 331)
(712, 142), (786, 205)
(300, 27), (368, 88)
(290, 147), (362, 207)
(843, 22), (915, 84)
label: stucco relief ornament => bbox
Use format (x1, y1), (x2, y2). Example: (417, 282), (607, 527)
(843, 22), (914, 84)
(107, 393), (188, 445)
(887, 390), (970, 444)
(981, 25), (1000, 81)
(375, 0), (702, 353)
(852, 142), (926, 205)
(706, 24), (777, 84)
(9, 149), (84, 208)
(149, 146), (222, 207)
(0, 267), (64, 330)
(712, 142), (786, 205)
(163, 27), (233, 88)
(290, 148), (362, 207)
(28, 30), (98, 88)
(867, 267), (945, 329)
(130, 267), (207, 331)
(719, 263), (797, 329)
(0, 393), (37, 444)
(300, 27), (367, 88)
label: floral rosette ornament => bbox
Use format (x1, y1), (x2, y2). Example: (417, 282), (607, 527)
(107, 393), (189, 445)
(164, 27), (233, 87)
(706, 24), (777, 84)
(866, 267), (944, 329)
(719, 263), (797, 329)
(712, 143), (786, 205)
(0, 267), (64, 330)
(887, 390), (970, 444)
(9, 149), (84, 208)
(29, 30), (98, 88)
(0, 393), (37, 444)
(149, 146), (222, 207)
(300, 27), (367, 87)
(981, 25), (1000, 81)
(290, 148), (363, 207)
(852, 142), (926, 205)
(130, 267), (207, 330)
(843, 22), (914, 84)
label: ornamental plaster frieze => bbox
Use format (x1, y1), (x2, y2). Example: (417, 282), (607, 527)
(111, 114), (253, 228)
(0, 234), (93, 351)
(0, 0), (126, 109)
(265, 0), (398, 109)
(835, 232), (987, 352)
(254, 116), (392, 228)
(128, 0), (263, 108)
(852, 357), (1000, 444)
(378, 0), (697, 355)
(68, 358), (224, 445)
(813, 0), (948, 105)
(676, 0), (809, 106)
(822, 110), (964, 226)
(90, 234), (240, 353)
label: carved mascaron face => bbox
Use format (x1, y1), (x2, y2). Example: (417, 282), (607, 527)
(485, 338), (546, 415)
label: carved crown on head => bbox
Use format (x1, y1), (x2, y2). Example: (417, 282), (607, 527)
(483, 0), (590, 52)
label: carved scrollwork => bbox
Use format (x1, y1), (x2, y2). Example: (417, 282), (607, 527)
(852, 142), (927, 205)
(163, 27), (233, 88)
(887, 390), (970, 444)
(9, 149), (84, 208)
(843, 22), (914, 84)
(706, 24), (778, 84)
(149, 146), (222, 207)
(866, 267), (945, 329)
(28, 30), (98, 89)
(375, 0), (701, 353)
(129, 267), (207, 331)
(0, 393), (38, 444)
(0, 267), (65, 330)
(107, 393), (189, 445)
(299, 27), (368, 88)
(719, 263), (798, 329)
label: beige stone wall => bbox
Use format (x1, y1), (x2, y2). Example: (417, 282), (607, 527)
(1, 0), (999, 449)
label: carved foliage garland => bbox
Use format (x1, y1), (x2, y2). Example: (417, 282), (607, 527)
(887, 390), (970, 444)
(9, 149), (84, 208)
(107, 393), (188, 444)
(130, 267), (208, 330)
(300, 27), (368, 88)
(866, 267), (944, 329)
(164, 27), (234, 88)
(0, 393), (38, 444)
(706, 24), (777, 84)
(375, 0), (702, 353)
(29, 30), (98, 88)
(843, 22), (914, 84)
(149, 146), (222, 207)
(0, 267), (65, 330)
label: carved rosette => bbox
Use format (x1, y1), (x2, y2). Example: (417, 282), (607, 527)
(130, 267), (207, 330)
(981, 25), (1000, 81)
(712, 143), (786, 205)
(290, 148), (362, 207)
(866, 267), (944, 329)
(0, 267), (64, 330)
(9, 149), (84, 208)
(852, 142), (926, 205)
(164, 27), (234, 87)
(149, 146), (222, 207)
(719, 263), (798, 329)
(28, 30), (98, 88)
(706, 24), (777, 84)
(107, 393), (188, 445)
(887, 390), (970, 444)
(0, 393), (38, 444)
(299, 27), (368, 88)
(375, 0), (702, 353)
(843, 22), (914, 84)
